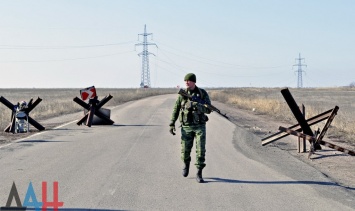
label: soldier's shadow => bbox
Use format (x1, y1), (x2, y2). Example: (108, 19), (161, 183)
(204, 177), (355, 190)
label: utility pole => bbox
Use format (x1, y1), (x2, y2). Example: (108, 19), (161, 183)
(293, 53), (306, 88)
(135, 25), (157, 88)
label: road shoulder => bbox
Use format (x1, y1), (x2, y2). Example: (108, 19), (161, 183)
(212, 101), (355, 193)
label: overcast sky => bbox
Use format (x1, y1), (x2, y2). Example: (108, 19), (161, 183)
(0, 0), (354, 88)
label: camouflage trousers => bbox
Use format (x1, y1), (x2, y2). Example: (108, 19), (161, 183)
(180, 124), (206, 170)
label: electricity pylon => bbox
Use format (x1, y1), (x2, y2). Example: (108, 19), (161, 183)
(293, 53), (306, 88)
(135, 25), (157, 88)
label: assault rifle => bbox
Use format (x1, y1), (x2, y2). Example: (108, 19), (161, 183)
(178, 89), (229, 120)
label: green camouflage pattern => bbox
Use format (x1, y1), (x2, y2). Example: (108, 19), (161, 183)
(181, 124), (206, 169)
(170, 86), (211, 125)
(170, 86), (211, 170)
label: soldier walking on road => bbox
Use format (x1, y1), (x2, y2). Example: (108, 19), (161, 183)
(169, 73), (211, 183)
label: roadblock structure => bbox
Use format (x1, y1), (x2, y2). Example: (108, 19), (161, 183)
(261, 88), (354, 159)
(0, 96), (45, 133)
(73, 86), (114, 127)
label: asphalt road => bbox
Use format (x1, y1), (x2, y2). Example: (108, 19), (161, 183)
(0, 94), (354, 210)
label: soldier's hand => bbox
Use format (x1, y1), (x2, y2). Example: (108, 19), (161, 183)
(169, 125), (176, 135)
(169, 122), (176, 135)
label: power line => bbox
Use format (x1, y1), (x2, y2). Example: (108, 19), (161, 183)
(0, 50), (134, 63)
(156, 41), (289, 70)
(155, 50), (288, 78)
(0, 41), (135, 49)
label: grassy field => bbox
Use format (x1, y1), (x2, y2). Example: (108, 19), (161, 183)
(1, 87), (354, 145)
(208, 87), (355, 145)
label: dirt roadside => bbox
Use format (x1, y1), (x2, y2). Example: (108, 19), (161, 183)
(0, 102), (354, 190)
(213, 101), (355, 190)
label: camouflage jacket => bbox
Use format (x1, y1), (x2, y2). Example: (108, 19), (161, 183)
(170, 86), (211, 126)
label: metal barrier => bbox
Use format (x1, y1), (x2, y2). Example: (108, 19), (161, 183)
(261, 88), (354, 159)
(0, 96), (45, 133)
(73, 95), (114, 127)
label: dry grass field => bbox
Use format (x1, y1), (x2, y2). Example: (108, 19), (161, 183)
(209, 87), (355, 145)
(0, 88), (176, 131)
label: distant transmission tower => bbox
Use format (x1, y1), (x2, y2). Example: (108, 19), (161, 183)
(135, 25), (157, 88)
(293, 53), (307, 88)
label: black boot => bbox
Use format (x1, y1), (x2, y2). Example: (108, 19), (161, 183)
(196, 169), (204, 183)
(182, 162), (190, 177)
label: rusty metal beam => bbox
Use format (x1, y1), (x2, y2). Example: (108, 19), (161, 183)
(1, 96), (44, 133)
(4, 124), (11, 132)
(27, 98), (33, 108)
(77, 114), (88, 126)
(281, 88), (322, 150)
(25, 97), (42, 113)
(9, 113), (16, 133)
(74, 95), (114, 127)
(281, 88), (314, 136)
(93, 110), (114, 125)
(279, 126), (355, 156)
(0, 96), (15, 110)
(279, 126), (315, 141)
(96, 94), (112, 109)
(316, 106), (338, 144)
(261, 108), (334, 146)
(73, 97), (90, 110)
(28, 116), (45, 131)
